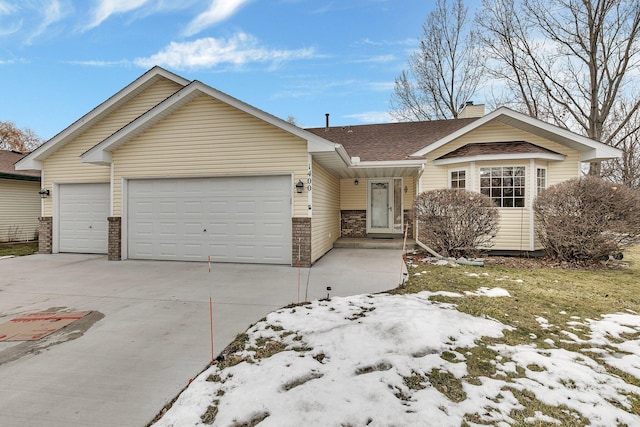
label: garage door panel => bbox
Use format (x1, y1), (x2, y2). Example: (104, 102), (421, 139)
(59, 183), (109, 254)
(128, 176), (291, 263)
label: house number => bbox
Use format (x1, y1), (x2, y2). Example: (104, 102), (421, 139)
(307, 163), (312, 192)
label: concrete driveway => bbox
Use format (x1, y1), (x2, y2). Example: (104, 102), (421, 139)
(0, 248), (405, 427)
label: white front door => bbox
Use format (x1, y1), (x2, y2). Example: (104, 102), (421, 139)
(367, 178), (403, 234)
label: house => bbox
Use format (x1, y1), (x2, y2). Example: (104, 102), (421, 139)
(15, 67), (622, 266)
(0, 150), (41, 243)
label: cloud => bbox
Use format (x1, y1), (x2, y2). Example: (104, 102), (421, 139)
(63, 59), (129, 67)
(184, 0), (252, 36)
(85, 0), (150, 30)
(27, 0), (69, 44)
(135, 33), (316, 70)
(344, 111), (395, 124)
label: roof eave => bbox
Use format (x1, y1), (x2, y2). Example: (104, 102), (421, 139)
(17, 66), (189, 169)
(82, 80), (343, 164)
(433, 152), (566, 166)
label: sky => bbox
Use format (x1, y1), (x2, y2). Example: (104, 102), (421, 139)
(0, 0), (440, 140)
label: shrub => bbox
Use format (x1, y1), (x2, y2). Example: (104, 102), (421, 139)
(533, 176), (640, 262)
(414, 189), (499, 258)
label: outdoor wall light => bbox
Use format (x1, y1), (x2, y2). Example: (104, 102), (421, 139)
(354, 179), (359, 186)
(39, 189), (50, 199)
(404, 185), (408, 194)
(295, 180), (304, 194)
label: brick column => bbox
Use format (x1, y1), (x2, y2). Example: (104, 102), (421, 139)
(292, 217), (311, 268)
(108, 217), (121, 261)
(38, 217), (53, 254)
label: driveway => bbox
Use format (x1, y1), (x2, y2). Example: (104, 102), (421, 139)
(0, 248), (405, 427)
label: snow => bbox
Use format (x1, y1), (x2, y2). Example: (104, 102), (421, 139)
(152, 292), (640, 427)
(465, 287), (511, 297)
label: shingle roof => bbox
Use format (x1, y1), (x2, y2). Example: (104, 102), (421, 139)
(436, 141), (562, 160)
(305, 118), (479, 161)
(0, 150), (41, 179)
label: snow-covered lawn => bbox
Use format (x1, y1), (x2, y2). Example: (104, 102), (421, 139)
(153, 288), (640, 427)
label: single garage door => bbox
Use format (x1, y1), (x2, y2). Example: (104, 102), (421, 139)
(127, 176), (292, 264)
(59, 183), (110, 254)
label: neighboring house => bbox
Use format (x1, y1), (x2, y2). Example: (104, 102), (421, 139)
(0, 150), (41, 243)
(15, 67), (622, 266)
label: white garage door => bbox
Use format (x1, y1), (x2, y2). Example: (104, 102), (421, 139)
(59, 183), (110, 254)
(127, 176), (292, 264)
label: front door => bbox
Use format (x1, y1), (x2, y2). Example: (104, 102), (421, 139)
(367, 178), (403, 234)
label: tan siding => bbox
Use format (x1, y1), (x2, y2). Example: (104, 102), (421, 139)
(310, 161), (340, 263)
(42, 78), (184, 216)
(0, 179), (40, 242)
(493, 209), (531, 250)
(112, 94), (309, 216)
(418, 120), (583, 251)
(340, 178), (366, 210)
(402, 177), (415, 209)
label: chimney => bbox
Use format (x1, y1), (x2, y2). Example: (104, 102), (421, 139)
(458, 101), (485, 119)
(325, 113), (330, 129)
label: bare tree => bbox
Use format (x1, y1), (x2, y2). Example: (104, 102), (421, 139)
(601, 104), (640, 189)
(390, 0), (483, 121)
(0, 121), (42, 152)
(478, 0), (640, 176)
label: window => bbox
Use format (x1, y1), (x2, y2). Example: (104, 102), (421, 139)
(536, 168), (546, 195)
(450, 170), (466, 189)
(480, 166), (525, 207)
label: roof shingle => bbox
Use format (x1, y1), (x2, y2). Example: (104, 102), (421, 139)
(305, 118), (479, 161)
(0, 150), (41, 179)
(436, 141), (562, 160)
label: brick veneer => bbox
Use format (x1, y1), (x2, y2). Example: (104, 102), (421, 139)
(340, 210), (367, 238)
(108, 217), (121, 261)
(38, 216), (53, 254)
(292, 217), (311, 268)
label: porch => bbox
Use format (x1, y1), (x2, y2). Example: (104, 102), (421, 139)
(333, 235), (416, 250)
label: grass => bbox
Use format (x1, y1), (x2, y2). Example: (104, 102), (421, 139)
(192, 247), (640, 426)
(393, 245), (640, 424)
(0, 241), (38, 257)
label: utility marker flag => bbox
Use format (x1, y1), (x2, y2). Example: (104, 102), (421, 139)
(208, 256), (214, 364)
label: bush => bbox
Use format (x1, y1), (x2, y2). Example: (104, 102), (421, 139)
(534, 176), (640, 262)
(414, 189), (499, 258)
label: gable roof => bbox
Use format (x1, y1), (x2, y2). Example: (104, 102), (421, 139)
(81, 80), (349, 168)
(411, 107), (622, 162)
(0, 150), (40, 181)
(306, 118), (479, 162)
(433, 141), (566, 165)
(15, 66), (190, 171)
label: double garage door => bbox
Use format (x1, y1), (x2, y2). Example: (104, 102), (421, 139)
(58, 176), (292, 264)
(127, 176), (292, 264)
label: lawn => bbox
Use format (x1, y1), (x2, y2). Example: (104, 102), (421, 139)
(0, 241), (39, 257)
(152, 247), (640, 427)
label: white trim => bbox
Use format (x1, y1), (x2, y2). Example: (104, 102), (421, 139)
(529, 160), (536, 251)
(121, 177), (128, 260)
(350, 159), (426, 169)
(411, 107), (622, 161)
(433, 152), (565, 166)
(15, 67), (189, 171)
(110, 164), (114, 216)
(469, 161), (476, 191)
(448, 167), (468, 189)
(52, 182), (59, 254)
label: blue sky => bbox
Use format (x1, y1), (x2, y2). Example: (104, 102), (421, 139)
(0, 0), (436, 140)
